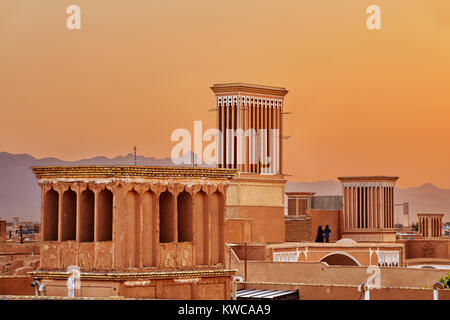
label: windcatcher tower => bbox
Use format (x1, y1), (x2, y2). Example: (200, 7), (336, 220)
(338, 176), (399, 242)
(417, 213), (444, 238)
(210, 83), (288, 175)
(211, 83), (289, 243)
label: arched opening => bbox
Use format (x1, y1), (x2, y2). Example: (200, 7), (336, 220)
(44, 189), (59, 241)
(61, 189), (76, 241)
(320, 253), (361, 266)
(159, 191), (175, 243)
(177, 191), (193, 242)
(79, 188), (94, 242)
(97, 189), (113, 241)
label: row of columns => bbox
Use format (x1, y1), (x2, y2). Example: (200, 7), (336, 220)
(217, 95), (283, 174)
(418, 215), (443, 238)
(342, 184), (395, 230)
(42, 183), (113, 243)
(41, 181), (226, 269)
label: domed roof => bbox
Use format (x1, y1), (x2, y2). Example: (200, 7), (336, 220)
(336, 238), (357, 244)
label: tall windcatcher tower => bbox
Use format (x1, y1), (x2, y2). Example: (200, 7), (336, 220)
(211, 83), (289, 244)
(210, 83), (288, 175)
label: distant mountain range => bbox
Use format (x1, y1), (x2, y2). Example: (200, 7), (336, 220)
(0, 152), (449, 223)
(0, 151), (203, 222)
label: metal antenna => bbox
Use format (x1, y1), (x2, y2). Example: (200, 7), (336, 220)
(133, 146), (137, 166)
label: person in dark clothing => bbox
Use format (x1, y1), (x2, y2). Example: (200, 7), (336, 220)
(324, 225), (331, 243)
(315, 226), (324, 242)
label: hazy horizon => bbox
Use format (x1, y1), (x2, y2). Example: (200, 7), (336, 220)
(2, 150), (450, 190)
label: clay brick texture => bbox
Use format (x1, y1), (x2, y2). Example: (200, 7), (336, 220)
(285, 218), (312, 242)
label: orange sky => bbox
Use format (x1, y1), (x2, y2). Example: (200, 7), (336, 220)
(1, 0), (450, 188)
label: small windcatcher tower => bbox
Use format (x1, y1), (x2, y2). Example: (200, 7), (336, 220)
(338, 176), (399, 242)
(417, 213), (443, 238)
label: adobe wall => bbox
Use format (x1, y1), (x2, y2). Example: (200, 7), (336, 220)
(226, 175), (286, 243)
(0, 243), (40, 275)
(241, 282), (450, 300)
(231, 244), (267, 261)
(285, 210), (341, 243)
(0, 276), (34, 295)
(1, 242), (40, 254)
(342, 230), (397, 243)
(224, 218), (253, 243)
(0, 221), (6, 242)
(285, 217), (311, 242)
(311, 210), (341, 242)
(120, 276), (231, 299)
(36, 273), (233, 300)
(226, 206), (285, 244)
(232, 260), (448, 289)
(267, 242), (405, 267)
(399, 239), (450, 260)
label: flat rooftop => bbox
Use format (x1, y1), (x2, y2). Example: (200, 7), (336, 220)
(338, 176), (399, 182)
(31, 166), (237, 180)
(266, 242), (404, 249)
(210, 83), (288, 97)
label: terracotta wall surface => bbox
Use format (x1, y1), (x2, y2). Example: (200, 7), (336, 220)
(224, 218), (253, 243)
(231, 260), (448, 289)
(400, 239), (450, 260)
(229, 242), (406, 267)
(284, 210), (341, 243)
(0, 242), (40, 254)
(285, 218), (311, 242)
(38, 276), (232, 300)
(342, 230), (398, 243)
(231, 244), (267, 261)
(240, 282), (450, 300)
(267, 242), (405, 267)
(226, 206), (285, 243)
(120, 276), (231, 300)
(0, 276), (34, 295)
(225, 175), (286, 244)
(0, 221), (6, 242)
(311, 210), (341, 242)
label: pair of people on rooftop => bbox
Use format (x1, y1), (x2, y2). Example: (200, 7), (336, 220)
(315, 225), (331, 243)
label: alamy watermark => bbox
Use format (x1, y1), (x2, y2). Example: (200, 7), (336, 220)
(367, 5), (381, 30)
(170, 121), (280, 172)
(66, 5), (81, 30)
(65, 4), (382, 31)
(366, 265), (381, 289)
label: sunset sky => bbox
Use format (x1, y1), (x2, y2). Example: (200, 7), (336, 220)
(1, 0), (450, 188)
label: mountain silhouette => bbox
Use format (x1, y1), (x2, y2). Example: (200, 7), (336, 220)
(0, 151), (206, 221)
(0, 152), (448, 223)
